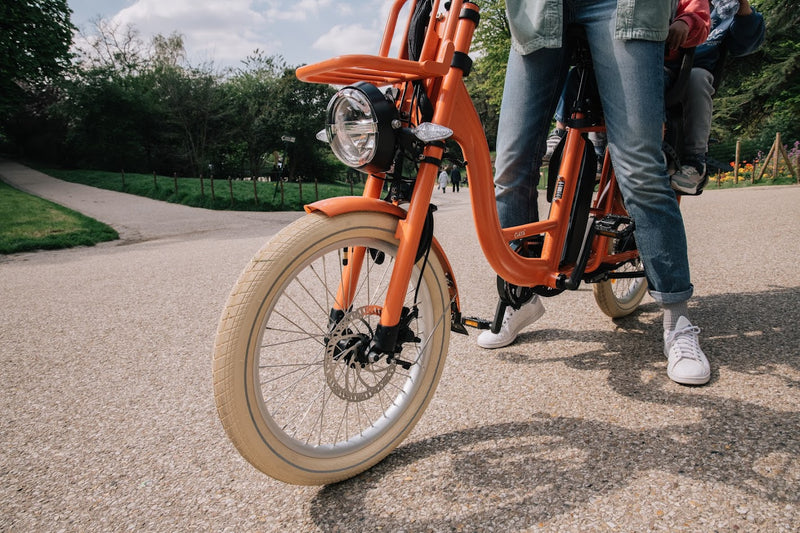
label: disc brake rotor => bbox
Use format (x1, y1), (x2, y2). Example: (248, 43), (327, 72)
(324, 306), (396, 401)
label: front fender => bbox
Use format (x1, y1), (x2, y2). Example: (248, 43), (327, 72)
(304, 196), (407, 219)
(303, 197), (464, 331)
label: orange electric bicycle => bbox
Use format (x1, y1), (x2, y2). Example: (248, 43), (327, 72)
(213, 0), (688, 485)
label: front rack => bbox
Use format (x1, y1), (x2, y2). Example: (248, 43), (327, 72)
(296, 0), (461, 87)
(296, 55), (449, 86)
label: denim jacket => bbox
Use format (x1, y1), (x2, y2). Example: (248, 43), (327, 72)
(505, 0), (678, 55)
(692, 9), (765, 71)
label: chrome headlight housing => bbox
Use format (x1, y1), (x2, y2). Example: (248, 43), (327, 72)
(320, 82), (397, 174)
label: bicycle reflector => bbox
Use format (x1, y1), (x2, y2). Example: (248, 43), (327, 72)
(317, 82), (397, 173)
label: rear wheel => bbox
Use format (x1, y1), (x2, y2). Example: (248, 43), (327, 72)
(213, 211), (451, 485)
(593, 253), (647, 318)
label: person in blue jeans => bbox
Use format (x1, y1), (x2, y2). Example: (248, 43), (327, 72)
(477, 0), (711, 386)
(669, 0), (765, 194)
(544, 0), (710, 165)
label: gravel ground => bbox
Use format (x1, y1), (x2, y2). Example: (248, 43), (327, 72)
(1, 161), (799, 532)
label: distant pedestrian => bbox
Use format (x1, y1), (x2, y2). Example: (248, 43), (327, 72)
(450, 165), (462, 192)
(438, 169), (448, 193)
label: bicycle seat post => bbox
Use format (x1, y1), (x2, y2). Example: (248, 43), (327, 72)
(565, 26), (603, 129)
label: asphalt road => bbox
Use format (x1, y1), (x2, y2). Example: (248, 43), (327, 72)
(2, 161), (799, 531)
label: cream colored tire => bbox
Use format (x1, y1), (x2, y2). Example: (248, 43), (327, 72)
(213, 211), (450, 485)
(593, 255), (647, 318)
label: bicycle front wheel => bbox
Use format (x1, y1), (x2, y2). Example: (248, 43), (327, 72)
(213, 211), (451, 485)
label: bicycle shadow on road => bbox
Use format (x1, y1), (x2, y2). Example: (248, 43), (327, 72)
(309, 287), (800, 531)
(503, 286), (800, 388)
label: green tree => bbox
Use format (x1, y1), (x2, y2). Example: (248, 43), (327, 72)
(144, 32), (232, 178)
(55, 23), (167, 171)
(223, 52), (287, 179)
(220, 54), (339, 182)
(158, 63), (229, 178)
(468, 0), (510, 110)
(271, 67), (338, 181)
(73, 18), (148, 75)
(68, 24), (229, 176)
(3, 13), (356, 184)
(712, 0), (800, 151)
(464, 0), (509, 149)
(56, 68), (166, 171)
(0, 0), (75, 138)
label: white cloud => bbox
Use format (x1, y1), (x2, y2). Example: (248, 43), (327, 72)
(109, 0), (279, 67)
(265, 0), (334, 22)
(309, 1), (399, 58)
(311, 24), (382, 57)
(115, 0), (262, 28)
(75, 0), (399, 68)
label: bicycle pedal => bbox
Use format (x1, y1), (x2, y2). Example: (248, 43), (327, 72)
(595, 214), (633, 237)
(461, 316), (491, 330)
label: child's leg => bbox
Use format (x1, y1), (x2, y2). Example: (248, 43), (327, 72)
(682, 68), (715, 162)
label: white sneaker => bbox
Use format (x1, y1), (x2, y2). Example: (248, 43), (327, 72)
(664, 316), (711, 385)
(477, 297), (545, 349)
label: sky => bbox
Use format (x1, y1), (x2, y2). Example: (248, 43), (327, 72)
(67, 0), (397, 69)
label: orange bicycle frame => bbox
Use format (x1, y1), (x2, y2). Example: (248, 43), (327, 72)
(297, 0), (634, 333)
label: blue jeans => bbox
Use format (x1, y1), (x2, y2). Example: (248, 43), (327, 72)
(494, 0), (693, 304)
(553, 68), (582, 125)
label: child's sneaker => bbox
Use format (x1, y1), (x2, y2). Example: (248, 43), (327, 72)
(543, 128), (566, 162)
(477, 297), (545, 349)
(671, 161), (707, 195)
(664, 316), (711, 385)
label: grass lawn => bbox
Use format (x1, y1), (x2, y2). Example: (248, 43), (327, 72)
(39, 168), (365, 212)
(4, 164), (793, 256)
(0, 181), (119, 255)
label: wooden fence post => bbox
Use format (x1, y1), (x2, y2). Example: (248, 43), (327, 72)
(734, 140), (741, 184)
(210, 176), (216, 201)
(776, 135), (798, 181)
(173, 172), (178, 195)
(756, 132), (778, 182)
(756, 131), (799, 182)
(772, 132), (780, 179)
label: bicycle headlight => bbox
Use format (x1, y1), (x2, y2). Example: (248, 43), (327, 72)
(321, 82), (397, 174)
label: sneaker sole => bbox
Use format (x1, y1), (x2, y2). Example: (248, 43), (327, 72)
(667, 368), (711, 386)
(476, 334), (516, 350)
(670, 180), (700, 195)
(476, 305), (545, 349)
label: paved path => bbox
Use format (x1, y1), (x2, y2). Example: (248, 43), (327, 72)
(0, 161), (303, 243)
(2, 162), (799, 531)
